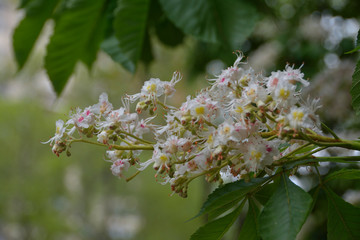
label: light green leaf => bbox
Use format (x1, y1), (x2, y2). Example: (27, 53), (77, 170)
(325, 187), (360, 240)
(259, 173), (312, 240)
(351, 60), (360, 115)
(194, 177), (268, 219)
(324, 169), (360, 183)
(159, 0), (259, 50)
(190, 199), (246, 240)
(45, 0), (107, 95)
(113, 0), (150, 73)
(238, 198), (260, 240)
(13, 0), (59, 69)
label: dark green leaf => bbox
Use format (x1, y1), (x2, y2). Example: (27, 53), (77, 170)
(159, 0), (259, 49)
(140, 29), (154, 65)
(18, 0), (33, 9)
(45, 0), (107, 95)
(13, 0), (59, 69)
(114, 0), (150, 73)
(155, 17), (184, 47)
(194, 177), (268, 218)
(259, 173), (312, 240)
(253, 177), (279, 206)
(350, 60), (360, 115)
(324, 169), (360, 183)
(190, 199), (246, 240)
(207, 199), (240, 221)
(325, 187), (360, 240)
(79, 0), (114, 69)
(101, 35), (135, 73)
(346, 29), (360, 54)
(238, 198), (260, 240)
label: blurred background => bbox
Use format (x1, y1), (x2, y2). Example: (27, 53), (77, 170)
(0, 0), (359, 239)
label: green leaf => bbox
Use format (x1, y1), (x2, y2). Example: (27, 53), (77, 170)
(259, 173), (312, 240)
(45, 0), (107, 95)
(113, 0), (150, 73)
(253, 177), (279, 206)
(346, 29), (360, 54)
(194, 177), (268, 218)
(18, 0), (33, 9)
(207, 199), (240, 221)
(238, 198), (260, 240)
(350, 60), (360, 115)
(155, 17), (185, 47)
(190, 199), (246, 240)
(13, 0), (59, 69)
(325, 187), (360, 240)
(79, 0), (114, 69)
(159, 0), (259, 49)
(101, 35), (135, 73)
(324, 169), (360, 183)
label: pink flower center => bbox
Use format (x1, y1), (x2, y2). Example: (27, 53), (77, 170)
(78, 116), (84, 122)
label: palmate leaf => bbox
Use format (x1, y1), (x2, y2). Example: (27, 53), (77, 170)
(13, 0), (60, 69)
(259, 173), (312, 240)
(351, 60), (360, 115)
(238, 198), (260, 240)
(45, 0), (108, 95)
(113, 0), (150, 73)
(193, 177), (268, 219)
(101, 35), (135, 73)
(324, 169), (360, 183)
(158, 0), (259, 50)
(325, 187), (360, 240)
(351, 29), (360, 115)
(190, 199), (246, 240)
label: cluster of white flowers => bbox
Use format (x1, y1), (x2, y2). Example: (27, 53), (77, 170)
(44, 54), (322, 197)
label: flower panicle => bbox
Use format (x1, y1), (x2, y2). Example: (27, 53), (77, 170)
(44, 55), (330, 197)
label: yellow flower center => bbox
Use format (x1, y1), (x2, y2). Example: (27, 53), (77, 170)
(292, 111), (304, 121)
(250, 150), (262, 161)
(223, 126), (231, 134)
(147, 83), (157, 93)
(279, 88), (290, 99)
(207, 134), (213, 144)
(195, 106), (205, 115)
(247, 88), (256, 97)
(159, 154), (168, 163)
(235, 106), (243, 113)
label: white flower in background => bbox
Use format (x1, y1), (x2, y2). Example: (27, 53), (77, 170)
(220, 166), (240, 184)
(134, 116), (157, 137)
(243, 136), (278, 172)
(267, 65), (309, 93)
(92, 92), (113, 116)
(287, 106), (309, 129)
(242, 82), (267, 103)
(97, 130), (109, 144)
(111, 158), (131, 178)
(67, 107), (96, 129)
(164, 71), (182, 97)
(272, 80), (298, 109)
(43, 120), (66, 144)
(227, 98), (251, 122)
